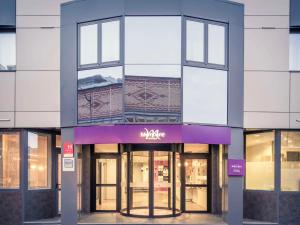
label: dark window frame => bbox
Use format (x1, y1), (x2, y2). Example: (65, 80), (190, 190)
(78, 17), (123, 70)
(183, 16), (228, 71)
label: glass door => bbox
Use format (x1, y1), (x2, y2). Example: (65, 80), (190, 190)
(184, 155), (209, 212)
(94, 155), (118, 211)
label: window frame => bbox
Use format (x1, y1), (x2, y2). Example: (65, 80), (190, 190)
(0, 131), (21, 190)
(183, 16), (228, 70)
(0, 29), (16, 72)
(78, 17), (123, 70)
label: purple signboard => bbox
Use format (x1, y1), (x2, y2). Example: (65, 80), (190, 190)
(74, 124), (231, 145)
(228, 159), (245, 176)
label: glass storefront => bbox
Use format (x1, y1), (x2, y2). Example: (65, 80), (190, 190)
(92, 143), (210, 218)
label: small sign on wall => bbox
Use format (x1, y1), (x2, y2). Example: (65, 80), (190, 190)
(63, 158), (75, 172)
(63, 141), (74, 157)
(228, 159), (245, 176)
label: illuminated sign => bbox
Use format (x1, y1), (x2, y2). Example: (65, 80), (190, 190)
(140, 128), (166, 140)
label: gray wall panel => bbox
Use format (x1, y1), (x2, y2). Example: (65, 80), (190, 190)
(0, 191), (22, 225)
(243, 191), (278, 223)
(0, 0), (16, 27)
(279, 192), (300, 225)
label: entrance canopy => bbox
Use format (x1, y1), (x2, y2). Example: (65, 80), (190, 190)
(74, 124), (231, 144)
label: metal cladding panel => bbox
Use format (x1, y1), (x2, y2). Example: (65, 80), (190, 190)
(290, 0), (300, 27)
(0, 0), (16, 27)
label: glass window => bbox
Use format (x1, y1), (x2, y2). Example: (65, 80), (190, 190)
(80, 23), (98, 65)
(56, 135), (61, 148)
(289, 32), (300, 71)
(94, 144), (118, 153)
(125, 16), (181, 65)
(281, 131), (300, 191)
(0, 133), (20, 188)
(246, 132), (275, 190)
(183, 66), (227, 125)
(28, 132), (51, 189)
(77, 66), (123, 123)
(186, 20), (204, 62)
(101, 20), (120, 63)
(208, 24), (225, 65)
(184, 144), (209, 153)
(0, 32), (16, 71)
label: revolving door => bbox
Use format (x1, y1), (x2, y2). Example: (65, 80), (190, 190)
(120, 144), (181, 217)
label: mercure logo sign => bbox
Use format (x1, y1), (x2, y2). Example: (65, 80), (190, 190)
(140, 128), (166, 140)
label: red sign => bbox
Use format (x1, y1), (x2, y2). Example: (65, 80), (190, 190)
(63, 141), (74, 157)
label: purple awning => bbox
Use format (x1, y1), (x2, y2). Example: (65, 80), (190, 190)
(74, 124), (231, 144)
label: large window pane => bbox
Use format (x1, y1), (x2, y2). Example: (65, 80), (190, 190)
(281, 132), (300, 191)
(95, 144), (118, 153)
(0, 133), (20, 188)
(125, 16), (181, 64)
(186, 20), (204, 62)
(184, 144), (209, 153)
(78, 67), (123, 123)
(183, 66), (227, 125)
(101, 20), (120, 63)
(208, 24), (225, 65)
(28, 132), (51, 189)
(246, 132), (275, 190)
(0, 32), (16, 70)
(289, 33), (300, 71)
(80, 24), (98, 65)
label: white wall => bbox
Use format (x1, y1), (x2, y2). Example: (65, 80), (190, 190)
(235, 0), (299, 129)
(0, 0), (69, 128)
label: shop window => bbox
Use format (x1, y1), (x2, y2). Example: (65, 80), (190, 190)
(101, 20), (120, 63)
(0, 132), (20, 189)
(186, 19), (204, 63)
(208, 24), (225, 65)
(246, 132), (275, 191)
(289, 31), (300, 71)
(80, 23), (98, 66)
(95, 144), (118, 153)
(28, 132), (51, 189)
(184, 144), (209, 153)
(0, 31), (16, 71)
(281, 131), (300, 191)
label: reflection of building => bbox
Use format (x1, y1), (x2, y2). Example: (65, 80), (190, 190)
(0, 1), (300, 225)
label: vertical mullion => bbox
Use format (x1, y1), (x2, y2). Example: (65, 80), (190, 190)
(98, 21), (102, 65)
(204, 22), (209, 65)
(126, 150), (130, 215)
(172, 148), (176, 215)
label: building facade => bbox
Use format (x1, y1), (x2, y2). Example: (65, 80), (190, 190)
(0, 0), (299, 225)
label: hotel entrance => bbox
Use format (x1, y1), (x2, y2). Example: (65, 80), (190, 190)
(91, 143), (210, 218)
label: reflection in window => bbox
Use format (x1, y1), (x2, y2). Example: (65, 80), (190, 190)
(78, 67), (123, 123)
(246, 132), (275, 190)
(289, 32), (300, 71)
(80, 24), (98, 65)
(186, 20), (204, 62)
(28, 132), (51, 189)
(124, 76), (181, 123)
(0, 133), (20, 188)
(281, 132), (300, 191)
(0, 32), (16, 71)
(208, 24), (225, 65)
(183, 66), (227, 125)
(102, 20), (120, 63)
